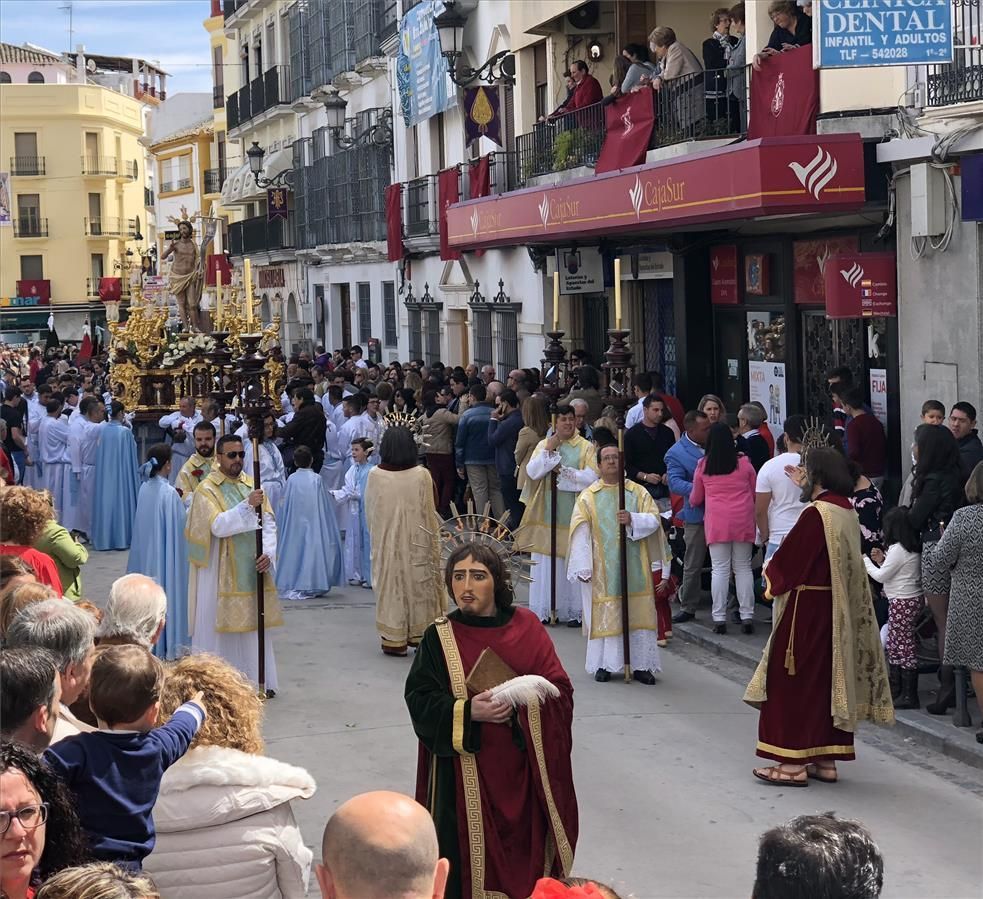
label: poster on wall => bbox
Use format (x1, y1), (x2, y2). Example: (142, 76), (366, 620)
(557, 247), (603, 294)
(869, 368), (888, 429)
(397, 1), (456, 127)
(749, 360), (788, 430)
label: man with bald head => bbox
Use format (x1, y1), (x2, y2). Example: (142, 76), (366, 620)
(316, 791), (449, 899)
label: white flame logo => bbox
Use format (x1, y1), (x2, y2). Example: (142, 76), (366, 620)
(840, 262), (864, 288)
(470, 207), (479, 237)
(628, 175), (643, 220)
(788, 147), (839, 200)
(711, 255), (720, 272)
(621, 107), (633, 135)
(539, 193), (550, 230)
(816, 244), (831, 275)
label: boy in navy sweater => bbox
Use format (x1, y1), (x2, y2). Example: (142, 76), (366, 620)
(45, 643), (206, 870)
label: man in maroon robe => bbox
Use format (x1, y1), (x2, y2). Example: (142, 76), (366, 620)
(745, 447), (894, 787)
(406, 542), (577, 899)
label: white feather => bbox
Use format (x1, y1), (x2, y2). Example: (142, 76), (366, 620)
(489, 675), (561, 708)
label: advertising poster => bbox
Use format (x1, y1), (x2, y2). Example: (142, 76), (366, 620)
(397, 1), (455, 127)
(869, 368), (888, 428)
(749, 360), (787, 429)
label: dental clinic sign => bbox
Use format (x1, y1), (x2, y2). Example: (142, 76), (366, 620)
(814, 0), (953, 69)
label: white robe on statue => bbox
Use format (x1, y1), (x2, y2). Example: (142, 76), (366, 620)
(189, 500), (279, 691)
(525, 449), (598, 623)
(39, 415), (72, 526)
(568, 511), (669, 675)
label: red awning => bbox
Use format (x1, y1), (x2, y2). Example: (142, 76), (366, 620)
(446, 134), (866, 251)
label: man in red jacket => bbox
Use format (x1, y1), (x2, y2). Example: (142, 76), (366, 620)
(568, 59), (603, 110)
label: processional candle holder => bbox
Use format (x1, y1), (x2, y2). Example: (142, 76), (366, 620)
(601, 329), (636, 425)
(208, 330), (237, 436)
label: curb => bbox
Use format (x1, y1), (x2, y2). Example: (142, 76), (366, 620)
(670, 620), (983, 771)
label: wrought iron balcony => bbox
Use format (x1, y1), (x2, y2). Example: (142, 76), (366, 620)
(226, 93), (240, 131)
(405, 174), (439, 238)
(516, 100), (606, 188)
(9, 156), (45, 176)
(160, 177), (193, 195)
(81, 156), (118, 176)
(926, 0), (982, 107)
(229, 66), (290, 130)
(213, 84), (225, 109)
(204, 168), (224, 194)
(120, 160), (139, 181)
(84, 217), (138, 238)
(86, 277), (131, 300)
(13, 217), (48, 238)
(228, 215), (295, 256)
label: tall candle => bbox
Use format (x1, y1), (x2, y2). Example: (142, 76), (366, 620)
(244, 258), (254, 329)
(614, 257), (622, 329)
(216, 265), (224, 330)
(552, 271), (560, 331)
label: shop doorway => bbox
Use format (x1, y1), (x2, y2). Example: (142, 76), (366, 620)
(641, 279), (677, 395)
(582, 295), (609, 368)
(800, 312), (865, 419)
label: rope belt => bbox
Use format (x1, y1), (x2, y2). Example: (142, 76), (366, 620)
(784, 585), (829, 677)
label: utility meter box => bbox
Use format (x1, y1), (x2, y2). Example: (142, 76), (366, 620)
(910, 163), (947, 238)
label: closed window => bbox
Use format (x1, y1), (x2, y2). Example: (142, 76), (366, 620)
(27, 71), (44, 84)
(91, 254), (104, 281)
(0, 73), (11, 84)
(534, 42), (548, 120)
(20, 255), (43, 280)
(17, 194), (40, 232)
(160, 155), (192, 194)
(383, 281), (397, 347)
(357, 282), (371, 342)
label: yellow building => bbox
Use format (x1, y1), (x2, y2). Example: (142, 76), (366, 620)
(0, 43), (151, 340)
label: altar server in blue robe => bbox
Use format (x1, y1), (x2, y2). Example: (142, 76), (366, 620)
(127, 443), (189, 659)
(276, 444), (344, 599)
(331, 437), (375, 588)
(91, 401), (140, 550)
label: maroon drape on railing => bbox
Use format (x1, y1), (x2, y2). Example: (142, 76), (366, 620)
(438, 167), (461, 261)
(385, 183), (404, 262)
(595, 91), (656, 174)
(17, 280), (51, 303)
(97, 277), (121, 302)
(748, 46), (819, 140)
(469, 156), (490, 199)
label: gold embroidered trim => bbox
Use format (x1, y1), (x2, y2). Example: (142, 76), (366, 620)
(452, 700), (466, 755)
(526, 699), (575, 877)
(756, 740), (855, 759)
(434, 619), (507, 899)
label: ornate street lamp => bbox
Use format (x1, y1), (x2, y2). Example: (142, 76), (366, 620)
(318, 92), (393, 149)
(434, 1), (515, 86)
(247, 141), (293, 189)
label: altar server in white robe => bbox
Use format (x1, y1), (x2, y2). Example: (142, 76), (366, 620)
(39, 397), (73, 526)
(241, 413), (287, 513)
(23, 387), (45, 489)
(159, 396), (203, 485)
(186, 433), (281, 692)
(567, 442), (673, 683)
(70, 397), (106, 540)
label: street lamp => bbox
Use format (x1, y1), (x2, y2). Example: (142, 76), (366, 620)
(317, 91), (393, 150)
(433, 1), (515, 86)
(246, 141), (293, 189)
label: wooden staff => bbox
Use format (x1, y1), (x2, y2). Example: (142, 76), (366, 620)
(549, 412), (558, 626)
(251, 432), (267, 697)
(618, 426), (631, 682)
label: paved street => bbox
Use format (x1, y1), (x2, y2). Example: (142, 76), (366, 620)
(85, 550), (983, 899)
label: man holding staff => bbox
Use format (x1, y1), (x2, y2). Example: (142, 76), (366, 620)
(518, 404), (597, 625)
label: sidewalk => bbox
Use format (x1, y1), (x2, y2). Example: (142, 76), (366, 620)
(670, 611), (983, 771)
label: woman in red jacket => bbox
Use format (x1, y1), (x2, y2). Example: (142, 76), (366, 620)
(0, 486), (63, 594)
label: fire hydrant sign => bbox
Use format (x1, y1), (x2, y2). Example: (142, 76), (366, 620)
(814, 0), (953, 69)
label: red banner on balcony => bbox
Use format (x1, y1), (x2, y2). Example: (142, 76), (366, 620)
(205, 254), (233, 288)
(595, 91), (656, 175)
(16, 280), (51, 304)
(438, 167), (462, 261)
(385, 183), (404, 262)
(824, 252), (897, 319)
(97, 277), (121, 302)
(710, 245), (740, 304)
(469, 156), (490, 199)
(748, 47), (819, 140)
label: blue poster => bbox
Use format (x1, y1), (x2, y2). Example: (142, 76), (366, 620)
(815, 0), (953, 69)
(397, 1), (456, 126)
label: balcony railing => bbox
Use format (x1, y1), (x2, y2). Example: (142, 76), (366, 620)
(82, 155), (118, 176)
(228, 66), (290, 130)
(13, 217), (48, 238)
(223, 0), (249, 19)
(161, 177), (193, 194)
(213, 84), (225, 109)
(84, 217), (138, 238)
(86, 277), (131, 300)
(405, 174), (438, 238)
(120, 160), (138, 180)
(204, 168), (224, 194)
(228, 215), (295, 256)
(10, 156), (45, 176)
(459, 151), (518, 199)
(926, 0), (982, 106)
(516, 101), (606, 187)
(144, 186), (155, 207)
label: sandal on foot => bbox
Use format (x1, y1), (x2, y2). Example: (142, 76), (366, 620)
(806, 763), (838, 783)
(753, 765), (808, 787)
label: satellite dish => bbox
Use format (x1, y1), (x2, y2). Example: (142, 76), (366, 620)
(86, 58), (97, 73)
(567, 2), (600, 30)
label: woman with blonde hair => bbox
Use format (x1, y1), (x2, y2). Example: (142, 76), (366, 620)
(36, 862), (160, 899)
(0, 486), (62, 593)
(698, 394), (726, 425)
(516, 395), (549, 492)
(143, 653), (316, 898)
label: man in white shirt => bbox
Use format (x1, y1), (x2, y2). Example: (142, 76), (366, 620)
(158, 396), (203, 485)
(350, 345), (368, 369)
(755, 415), (807, 562)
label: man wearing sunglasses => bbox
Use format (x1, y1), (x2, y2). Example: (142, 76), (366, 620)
(186, 434), (282, 695)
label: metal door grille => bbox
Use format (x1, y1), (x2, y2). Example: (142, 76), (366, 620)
(425, 309), (441, 365)
(642, 280), (678, 396)
(472, 308), (493, 369)
(495, 310), (518, 381)
(801, 312), (865, 418)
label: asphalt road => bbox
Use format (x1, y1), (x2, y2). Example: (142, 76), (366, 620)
(84, 551), (983, 899)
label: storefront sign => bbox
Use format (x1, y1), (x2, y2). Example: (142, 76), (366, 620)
(824, 252), (897, 318)
(749, 361), (787, 430)
(815, 0), (953, 69)
(710, 245), (739, 304)
(793, 235), (858, 305)
(869, 368), (888, 428)
(397, 0), (455, 127)
(448, 135), (866, 250)
(557, 247), (603, 294)
(618, 251), (673, 280)
(258, 267), (286, 289)
(2, 295), (44, 307)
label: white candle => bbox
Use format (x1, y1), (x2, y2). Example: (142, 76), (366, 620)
(244, 258), (254, 329)
(552, 271), (560, 331)
(614, 257), (622, 329)
(216, 265), (224, 330)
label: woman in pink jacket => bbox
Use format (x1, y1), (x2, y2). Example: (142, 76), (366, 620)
(690, 422), (758, 635)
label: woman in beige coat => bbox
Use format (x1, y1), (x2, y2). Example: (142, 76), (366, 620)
(515, 395), (550, 493)
(649, 25), (704, 130)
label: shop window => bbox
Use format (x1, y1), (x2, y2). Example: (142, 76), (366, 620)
(383, 281), (397, 347)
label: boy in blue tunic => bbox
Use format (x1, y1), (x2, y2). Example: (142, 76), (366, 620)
(331, 437), (375, 587)
(44, 644), (206, 870)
